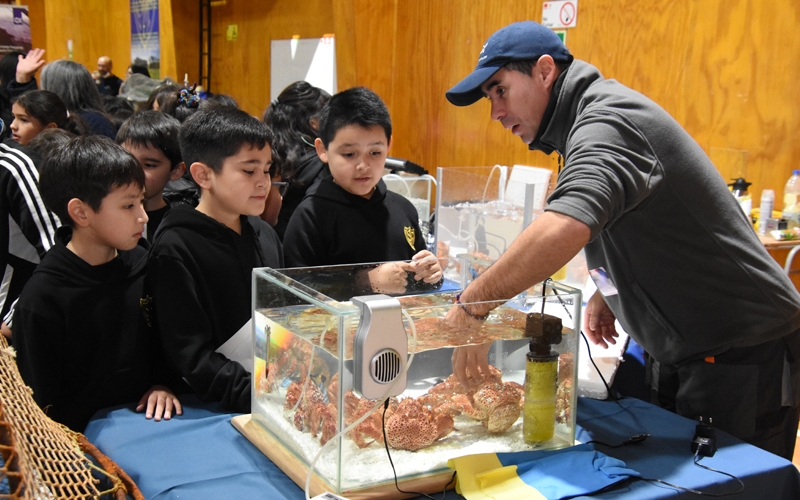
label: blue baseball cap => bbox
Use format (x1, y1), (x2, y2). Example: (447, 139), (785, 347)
(446, 21), (573, 107)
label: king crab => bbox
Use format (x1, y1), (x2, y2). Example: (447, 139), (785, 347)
(427, 366), (524, 433)
(339, 390), (457, 451)
(342, 390), (389, 449)
(284, 380), (337, 445)
(384, 397), (455, 451)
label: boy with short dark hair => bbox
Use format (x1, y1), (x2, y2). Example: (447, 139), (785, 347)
(147, 106), (283, 412)
(283, 86), (442, 291)
(117, 111), (186, 238)
(14, 135), (181, 431)
(27, 128), (76, 160)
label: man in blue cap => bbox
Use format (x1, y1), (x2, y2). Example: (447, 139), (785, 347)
(445, 21), (800, 459)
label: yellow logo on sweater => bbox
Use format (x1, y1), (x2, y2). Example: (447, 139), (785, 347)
(404, 227), (416, 250)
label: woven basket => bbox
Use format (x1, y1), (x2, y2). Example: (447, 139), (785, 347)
(0, 335), (143, 499)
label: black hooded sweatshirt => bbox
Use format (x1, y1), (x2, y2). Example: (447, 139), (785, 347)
(145, 206), (283, 412)
(283, 177), (427, 267)
(274, 150), (327, 240)
(14, 227), (160, 432)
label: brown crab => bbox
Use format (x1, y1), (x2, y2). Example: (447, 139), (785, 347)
(384, 397), (455, 451)
(285, 380), (337, 445)
(427, 366), (524, 433)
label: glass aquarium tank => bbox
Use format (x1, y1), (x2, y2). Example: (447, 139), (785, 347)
(382, 173), (436, 242)
(243, 262), (580, 498)
(435, 165), (551, 282)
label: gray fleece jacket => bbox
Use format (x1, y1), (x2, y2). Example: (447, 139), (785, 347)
(540, 60), (800, 365)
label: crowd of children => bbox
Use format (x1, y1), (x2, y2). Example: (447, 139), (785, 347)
(0, 53), (442, 432)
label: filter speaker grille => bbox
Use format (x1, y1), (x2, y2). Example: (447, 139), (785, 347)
(371, 349), (402, 384)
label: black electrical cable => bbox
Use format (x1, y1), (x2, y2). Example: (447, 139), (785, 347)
(550, 284), (745, 496)
(639, 450), (745, 497)
(380, 398), (455, 500)
(549, 284), (621, 403)
(583, 433), (650, 448)
(579, 329), (624, 404)
(574, 406), (744, 497)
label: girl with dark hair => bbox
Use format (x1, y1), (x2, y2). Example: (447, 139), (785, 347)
(10, 90), (86, 146)
(262, 81), (331, 238)
(146, 82), (180, 111)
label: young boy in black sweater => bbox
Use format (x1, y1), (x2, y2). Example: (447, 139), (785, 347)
(117, 111), (185, 239)
(283, 87), (442, 292)
(146, 107), (283, 412)
(14, 136), (181, 432)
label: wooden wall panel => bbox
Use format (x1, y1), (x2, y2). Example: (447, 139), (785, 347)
(331, 0), (356, 91)
(208, 0), (335, 116)
(23, 0), (47, 53)
(29, 0), (800, 208)
(29, 0), (192, 87)
(345, 0), (557, 172)
(41, 0), (131, 78)
(334, 0), (800, 205)
(159, 0), (177, 80)
(351, 0), (396, 109)
(167, 0), (200, 83)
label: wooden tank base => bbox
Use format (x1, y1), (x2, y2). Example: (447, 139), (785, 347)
(231, 414), (456, 500)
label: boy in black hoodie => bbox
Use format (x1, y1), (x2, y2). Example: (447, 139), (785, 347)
(283, 87), (442, 293)
(117, 111), (186, 239)
(13, 136), (182, 432)
(146, 107), (283, 412)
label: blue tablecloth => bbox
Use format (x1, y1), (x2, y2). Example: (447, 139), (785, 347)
(85, 396), (800, 499)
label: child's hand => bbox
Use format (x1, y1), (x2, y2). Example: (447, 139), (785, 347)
(16, 48), (46, 84)
(409, 250), (443, 283)
(367, 262), (411, 294)
(137, 385), (183, 421)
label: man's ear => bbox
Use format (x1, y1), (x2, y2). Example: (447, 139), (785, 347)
(190, 162), (213, 189)
(314, 138), (328, 163)
(538, 55), (558, 89)
(170, 161), (187, 181)
(67, 198), (91, 228)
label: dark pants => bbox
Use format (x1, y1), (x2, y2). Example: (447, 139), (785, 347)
(650, 332), (800, 460)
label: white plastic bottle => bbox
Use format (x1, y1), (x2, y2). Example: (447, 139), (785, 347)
(783, 171), (800, 229)
(759, 189), (775, 235)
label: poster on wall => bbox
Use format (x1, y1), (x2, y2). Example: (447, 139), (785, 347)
(130, 0), (160, 79)
(270, 36), (336, 101)
(0, 6), (31, 56)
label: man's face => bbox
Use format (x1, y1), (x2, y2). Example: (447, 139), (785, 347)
(97, 57), (111, 75)
(480, 63), (553, 145)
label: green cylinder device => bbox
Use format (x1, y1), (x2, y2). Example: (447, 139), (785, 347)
(523, 311), (562, 444)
